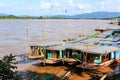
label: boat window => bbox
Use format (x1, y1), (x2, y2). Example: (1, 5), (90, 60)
(72, 51), (78, 55)
(87, 54), (101, 63)
(102, 55), (109, 62)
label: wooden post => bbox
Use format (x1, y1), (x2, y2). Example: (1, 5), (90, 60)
(67, 50), (70, 58)
(100, 74), (107, 80)
(43, 48), (46, 66)
(60, 50), (63, 59)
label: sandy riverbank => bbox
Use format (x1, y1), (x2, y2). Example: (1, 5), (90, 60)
(24, 62), (115, 80)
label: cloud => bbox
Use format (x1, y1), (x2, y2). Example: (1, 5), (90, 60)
(40, 1), (51, 9)
(68, 0), (74, 6)
(0, 3), (10, 8)
(1, 0), (120, 16)
(77, 3), (92, 13)
(99, 0), (120, 11)
(53, 2), (60, 7)
(78, 4), (90, 10)
(0, 3), (11, 12)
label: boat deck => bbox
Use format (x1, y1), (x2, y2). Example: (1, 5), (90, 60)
(45, 58), (61, 64)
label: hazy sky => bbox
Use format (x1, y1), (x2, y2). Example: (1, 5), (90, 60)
(0, 0), (120, 16)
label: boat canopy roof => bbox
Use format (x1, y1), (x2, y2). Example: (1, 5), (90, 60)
(29, 41), (63, 47)
(69, 36), (88, 43)
(45, 42), (82, 51)
(80, 38), (103, 43)
(96, 30), (113, 38)
(87, 46), (120, 54)
(40, 41), (63, 46)
(68, 45), (120, 55)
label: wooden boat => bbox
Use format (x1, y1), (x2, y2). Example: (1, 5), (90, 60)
(68, 45), (120, 69)
(27, 41), (64, 60)
(26, 55), (44, 60)
(44, 42), (81, 64)
(62, 58), (76, 63)
(44, 46), (64, 64)
(62, 49), (82, 64)
(27, 46), (45, 60)
(45, 58), (61, 64)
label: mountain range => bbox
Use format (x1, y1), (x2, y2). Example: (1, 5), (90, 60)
(52, 12), (120, 19)
(0, 11), (120, 19)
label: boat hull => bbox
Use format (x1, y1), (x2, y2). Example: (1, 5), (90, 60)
(26, 55), (44, 60)
(76, 60), (114, 69)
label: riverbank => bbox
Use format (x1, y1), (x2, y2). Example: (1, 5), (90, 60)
(19, 61), (120, 80)
(14, 54), (120, 80)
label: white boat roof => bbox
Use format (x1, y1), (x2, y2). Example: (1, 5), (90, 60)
(98, 40), (120, 48)
(29, 41), (63, 46)
(102, 35), (120, 42)
(46, 42), (82, 50)
(69, 45), (120, 54)
(87, 46), (120, 54)
(40, 41), (63, 46)
(70, 36), (88, 43)
(80, 38), (103, 43)
(96, 30), (113, 38)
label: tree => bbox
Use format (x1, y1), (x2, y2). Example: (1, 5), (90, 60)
(0, 54), (19, 80)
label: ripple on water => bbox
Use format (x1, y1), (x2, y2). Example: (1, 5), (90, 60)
(0, 39), (20, 45)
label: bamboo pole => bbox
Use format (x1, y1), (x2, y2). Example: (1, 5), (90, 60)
(25, 1), (30, 59)
(100, 74), (107, 80)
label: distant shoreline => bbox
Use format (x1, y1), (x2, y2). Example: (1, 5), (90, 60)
(0, 18), (111, 20)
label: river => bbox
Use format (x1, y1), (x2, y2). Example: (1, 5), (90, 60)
(0, 19), (119, 55)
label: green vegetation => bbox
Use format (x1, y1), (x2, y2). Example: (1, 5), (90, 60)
(88, 32), (99, 38)
(0, 15), (120, 20)
(0, 15), (65, 20)
(0, 54), (20, 80)
(0, 15), (37, 20)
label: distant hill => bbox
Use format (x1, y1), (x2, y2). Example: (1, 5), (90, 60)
(0, 11), (120, 19)
(53, 12), (120, 19)
(72, 12), (120, 19)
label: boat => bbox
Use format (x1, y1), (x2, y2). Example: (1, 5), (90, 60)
(62, 48), (82, 65)
(67, 45), (120, 69)
(26, 46), (45, 60)
(111, 18), (120, 25)
(44, 45), (64, 64)
(44, 42), (82, 64)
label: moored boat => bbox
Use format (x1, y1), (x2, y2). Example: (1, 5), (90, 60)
(68, 45), (120, 69)
(26, 46), (45, 60)
(44, 46), (64, 64)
